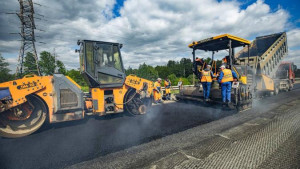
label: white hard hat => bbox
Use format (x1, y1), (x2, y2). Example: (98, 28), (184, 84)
(207, 65), (211, 67)
(157, 78), (162, 81)
(220, 65), (225, 68)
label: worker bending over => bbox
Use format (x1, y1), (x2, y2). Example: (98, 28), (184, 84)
(218, 65), (237, 108)
(153, 78), (162, 104)
(164, 78), (171, 100)
(201, 65), (214, 102)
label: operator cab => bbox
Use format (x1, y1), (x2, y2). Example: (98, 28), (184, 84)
(77, 40), (126, 88)
(189, 34), (251, 79)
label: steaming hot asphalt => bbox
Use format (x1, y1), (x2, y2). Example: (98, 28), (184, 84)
(0, 84), (299, 169)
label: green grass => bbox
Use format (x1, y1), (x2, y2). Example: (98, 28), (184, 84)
(170, 89), (179, 94)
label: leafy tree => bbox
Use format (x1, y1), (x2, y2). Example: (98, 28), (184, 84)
(39, 51), (66, 75)
(24, 52), (39, 75)
(167, 60), (176, 67)
(136, 63), (158, 81)
(123, 58), (223, 84)
(187, 74), (196, 85)
(39, 51), (56, 75)
(179, 58), (193, 77)
(155, 65), (171, 79)
(180, 77), (191, 85)
(66, 69), (87, 86)
(56, 60), (67, 75)
(0, 53), (13, 82)
(167, 60), (181, 77)
(167, 74), (178, 86)
(164, 58), (193, 78)
(204, 57), (212, 65)
(125, 66), (136, 75)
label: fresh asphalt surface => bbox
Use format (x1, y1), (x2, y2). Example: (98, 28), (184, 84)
(0, 84), (299, 169)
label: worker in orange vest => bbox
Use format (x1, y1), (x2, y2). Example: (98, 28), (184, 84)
(201, 65), (214, 102)
(153, 78), (162, 104)
(164, 78), (171, 100)
(218, 65), (237, 107)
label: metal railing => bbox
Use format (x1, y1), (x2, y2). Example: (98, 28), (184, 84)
(160, 85), (195, 91)
(83, 85), (194, 94)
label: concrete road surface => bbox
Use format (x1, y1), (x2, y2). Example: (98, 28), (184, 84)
(1, 84), (299, 169)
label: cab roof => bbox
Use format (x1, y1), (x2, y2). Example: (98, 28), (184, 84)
(78, 39), (122, 46)
(188, 34), (251, 51)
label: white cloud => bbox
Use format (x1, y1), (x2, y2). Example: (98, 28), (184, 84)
(1, 0), (299, 71)
(106, 0), (290, 67)
(284, 49), (300, 66)
(287, 29), (300, 48)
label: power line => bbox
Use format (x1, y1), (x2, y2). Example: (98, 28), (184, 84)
(9, 0), (42, 76)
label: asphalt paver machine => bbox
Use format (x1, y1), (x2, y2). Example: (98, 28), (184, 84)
(177, 34), (254, 111)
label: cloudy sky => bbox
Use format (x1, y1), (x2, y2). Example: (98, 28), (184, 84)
(0, 0), (300, 72)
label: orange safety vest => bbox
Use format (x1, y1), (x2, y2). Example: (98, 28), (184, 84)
(164, 81), (171, 88)
(221, 69), (233, 83)
(201, 70), (212, 82)
(154, 81), (161, 91)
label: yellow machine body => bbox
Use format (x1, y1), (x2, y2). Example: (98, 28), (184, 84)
(256, 74), (275, 91)
(0, 39), (154, 138)
(90, 75), (153, 115)
(239, 75), (247, 85)
(0, 75), (85, 124)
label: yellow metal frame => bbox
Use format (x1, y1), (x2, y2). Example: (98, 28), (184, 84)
(0, 75), (55, 122)
(188, 34), (251, 48)
(256, 74), (274, 91)
(65, 76), (81, 89)
(212, 34), (251, 44)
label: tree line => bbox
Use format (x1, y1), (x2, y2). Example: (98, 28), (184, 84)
(1, 52), (224, 87)
(125, 58), (223, 85)
(0, 52), (87, 87)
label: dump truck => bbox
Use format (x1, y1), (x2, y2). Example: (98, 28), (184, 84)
(275, 62), (296, 92)
(236, 32), (289, 96)
(176, 34), (254, 111)
(0, 40), (153, 138)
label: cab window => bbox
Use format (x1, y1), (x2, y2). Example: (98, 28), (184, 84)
(85, 42), (95, 76)
(95, 44), (123, 72)
(113, 45), (123, 72)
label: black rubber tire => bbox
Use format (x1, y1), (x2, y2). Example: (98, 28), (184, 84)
(0, 95), (47, 138)
(124, 89), (147, 115)
(288, 84), (293, 91)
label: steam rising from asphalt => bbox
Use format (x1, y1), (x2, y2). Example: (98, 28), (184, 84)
(113, 98), (235, 148)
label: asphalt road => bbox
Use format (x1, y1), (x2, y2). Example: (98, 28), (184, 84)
(0, 84), (299, 169)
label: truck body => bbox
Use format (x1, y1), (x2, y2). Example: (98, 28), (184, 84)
(236, 32), (290, 96)
(274, 62), (296, 91)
